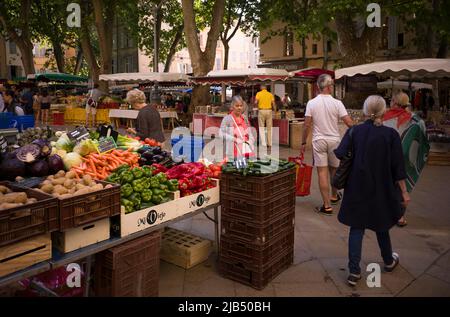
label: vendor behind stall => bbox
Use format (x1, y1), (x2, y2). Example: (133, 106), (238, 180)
(219, 95), (255, 160)
(126, 89), (165, 144)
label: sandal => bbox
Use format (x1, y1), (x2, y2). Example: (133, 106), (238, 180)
(397, 218), (408, 227)
(315, 205), (333, 216)
(331, 192), (342, 205)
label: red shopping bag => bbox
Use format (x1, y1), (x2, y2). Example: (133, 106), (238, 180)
(288, 154), (313, 196)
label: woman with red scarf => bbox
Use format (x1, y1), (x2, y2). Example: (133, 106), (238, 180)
(219, 95), (255, 161)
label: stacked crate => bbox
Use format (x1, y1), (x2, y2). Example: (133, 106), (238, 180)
(219, 167), (296, 290)
(94, 230), (162, 297)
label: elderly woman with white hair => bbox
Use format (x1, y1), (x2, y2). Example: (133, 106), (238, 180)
(334, 95), (410, 286)
(219, 95), (255, 160)
(126, 89), (165, 143)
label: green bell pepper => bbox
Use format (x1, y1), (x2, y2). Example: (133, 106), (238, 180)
(161, 197), (172, 204)
(114, 164), (130, 174)
(159, 183), (168, 191)
(150, 178), (160, 189)
(141, 189), (153, 203)
(132, 167), (144, 179)
(106, 173), (120, 184)
(151, 194), (163, 205)
(120, 183), (134, 198)
(132, 179), (146, 193)
(141, 202), (155, 209)
(121, 198), (134, 214)
(129, 193), (142, 210)
(142, 166), (155, 178)
(155, 172), (168, 183)
(120, 171), (134, 184)
(152, 188), (164, 196)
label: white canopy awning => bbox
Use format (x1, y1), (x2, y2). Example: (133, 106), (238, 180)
(205, 68), (289, 77)
(335, 58), (450, 79)
(377, 80), (433, 91)
(99, 72), (190, 83)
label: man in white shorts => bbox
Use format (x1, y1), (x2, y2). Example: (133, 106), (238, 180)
(301, 74), (353, 215)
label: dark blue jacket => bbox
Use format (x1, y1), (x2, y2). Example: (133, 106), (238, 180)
(334, 120), (407, 232)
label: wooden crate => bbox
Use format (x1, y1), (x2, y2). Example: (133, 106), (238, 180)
(428, 151), (450, 166)
(160, 227), (211, 269)
(119, 180), (220, 237)
(52, 218), (110, 253)
(0, 234), (51, 278)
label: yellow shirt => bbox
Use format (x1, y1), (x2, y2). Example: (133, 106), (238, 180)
(256, 89), (274, 110)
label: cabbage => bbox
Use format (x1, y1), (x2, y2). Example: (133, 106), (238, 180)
(55, 133), (74, 152)
(73, 139), (98, 157)
(62, 152), (83, 170)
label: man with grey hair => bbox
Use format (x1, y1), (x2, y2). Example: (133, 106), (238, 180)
(301, 74), (353, 215)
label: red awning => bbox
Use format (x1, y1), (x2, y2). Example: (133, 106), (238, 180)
(292, 68), (335, 79)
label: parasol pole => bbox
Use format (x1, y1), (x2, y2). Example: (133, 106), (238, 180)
(408, 74), (413, 102)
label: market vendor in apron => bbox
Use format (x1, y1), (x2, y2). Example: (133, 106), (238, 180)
(219, 95), (255, 162)
(383, 91), (430, 227)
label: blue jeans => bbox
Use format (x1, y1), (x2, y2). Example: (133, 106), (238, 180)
(348, 228), (394, 275)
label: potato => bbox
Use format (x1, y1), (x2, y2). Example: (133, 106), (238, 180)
(0, 185), (10, 194)
(41, 184), (54, 194)
(90, 184), (104, 192)
(59, 194), (73, 199)
(56, 170), (66, 178)
(69, 187), (77, 194)
(47, 175), (54, 180)
(15, 176), (25, 182)
(41, 180), (52, 186)
(75, 183), (86, 191)
(65, 171), (76, 179)
(51, 178), (66, 186)
(64, 179), (75, 189)
(74, 188), (90, 196)
(82, 175), (93, 186)
(104, 184), (113, 189)
(26, 198), (38, 204)
(54, 185), (68, 195)
(0, 192), (28, 204)
(0, 202), (23, 210)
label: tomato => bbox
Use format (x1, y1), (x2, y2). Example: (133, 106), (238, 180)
(213, 170), (221, 178)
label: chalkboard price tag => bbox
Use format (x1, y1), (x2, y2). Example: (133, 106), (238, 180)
(97, 136), (117, 154)
(68, 126), (90, 142)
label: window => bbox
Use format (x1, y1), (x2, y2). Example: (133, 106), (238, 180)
(9, 42), (17, 54)
(327, 40), (332, 52)
(398, 33), (404, 47)
(215, 58), (222, 70)
(312, 44), (317, 55)
(284, 31), (294, 56)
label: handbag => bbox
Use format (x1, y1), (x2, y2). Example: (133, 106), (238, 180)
(288, 154), (313, 196)
(332, 127), (354, 189)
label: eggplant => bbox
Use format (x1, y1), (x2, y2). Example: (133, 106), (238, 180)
(142, 150), (155, 160)
(161, 151), (169, 158)
(138, 157), (148, 166)
(153, 154), (164, 162)
(152, 147), (162, 155)
(137, 146), (151, 155)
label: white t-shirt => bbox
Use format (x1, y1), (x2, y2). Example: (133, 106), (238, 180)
(305, 94), (348, 142)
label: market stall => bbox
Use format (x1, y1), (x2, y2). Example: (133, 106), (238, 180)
(0, 121), (297, 295)
(99, 72), (189, 130)
(191, 68), (294, 145)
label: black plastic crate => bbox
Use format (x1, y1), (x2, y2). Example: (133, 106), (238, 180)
(220, 229), (294, 270)
(221, 208), (295, 245)
(221, 189), (295, 223)
(0, 181), (59, 247)
(59, 181), (121, 231)
(219, 247), (293, 290)
(220, 167), (296, 201)
(94, 231), (161, 297)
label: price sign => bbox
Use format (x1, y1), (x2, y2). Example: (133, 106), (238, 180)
(68, 126), (90, 142)
(97, 136), (117, 154)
